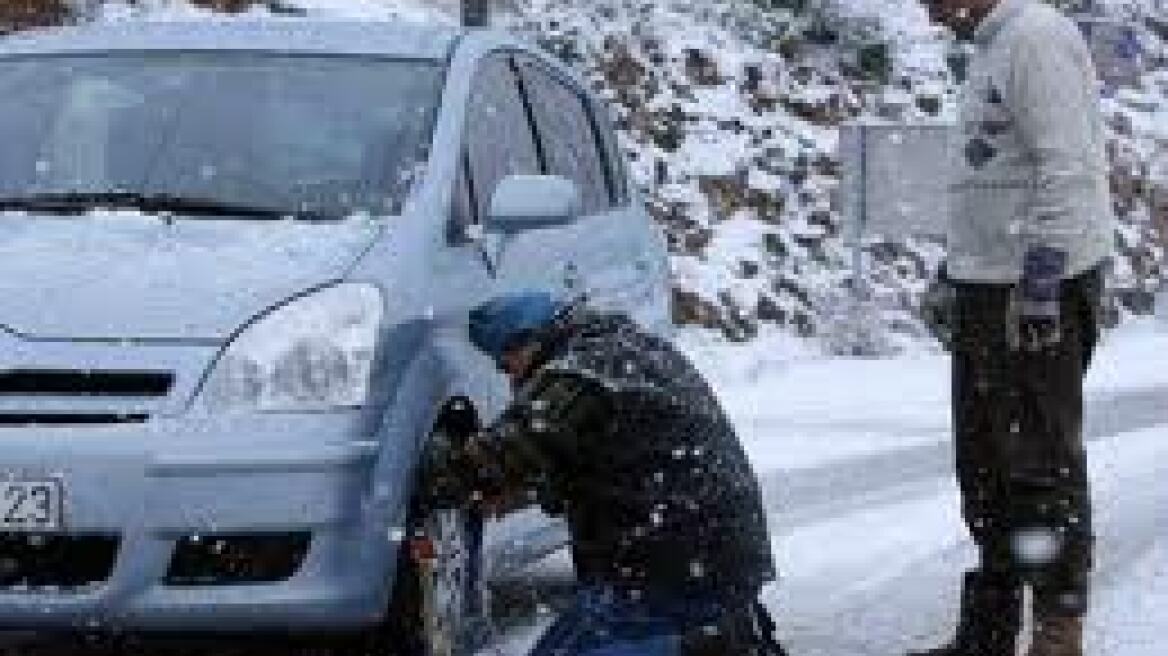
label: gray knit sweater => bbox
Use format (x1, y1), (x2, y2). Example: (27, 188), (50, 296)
(948, 0), (1114, 283)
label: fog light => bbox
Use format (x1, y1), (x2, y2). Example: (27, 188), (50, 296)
(165, 533), (311, 586)
(0, 533), (118, 589)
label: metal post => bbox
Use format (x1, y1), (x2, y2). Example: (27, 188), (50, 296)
(850, 125), (870, 355)
(853, 126), (869, 298)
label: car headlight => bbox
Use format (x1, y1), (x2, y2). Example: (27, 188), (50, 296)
(198, 284), (384, 412)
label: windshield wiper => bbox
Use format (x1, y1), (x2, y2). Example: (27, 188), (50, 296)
(0, 192), (336, 222)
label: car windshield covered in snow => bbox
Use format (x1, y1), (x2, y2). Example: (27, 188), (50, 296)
(0, 53), (443, 219)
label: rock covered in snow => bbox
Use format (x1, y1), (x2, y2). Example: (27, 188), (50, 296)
(0, 0), (71, 33)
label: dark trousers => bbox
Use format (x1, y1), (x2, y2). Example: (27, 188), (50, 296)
(951, 267), (1103, 615)
(529, 586), (785, 656)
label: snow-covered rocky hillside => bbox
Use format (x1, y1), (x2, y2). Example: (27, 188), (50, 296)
(21, 0), (1168, 352)
(499, 0), (1168, 352)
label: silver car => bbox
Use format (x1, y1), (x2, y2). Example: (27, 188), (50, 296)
(0, 18), (670, 655)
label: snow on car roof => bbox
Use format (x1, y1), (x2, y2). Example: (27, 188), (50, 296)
(0, 19), (461, 60)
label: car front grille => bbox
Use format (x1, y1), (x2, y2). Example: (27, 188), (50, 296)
(0, 533), (119, 591)
(0, 414), (149, 426)
(0, 370), (174, 397)
(0, 369), (174, 425)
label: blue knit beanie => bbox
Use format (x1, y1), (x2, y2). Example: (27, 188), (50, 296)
(468, 292), (564, 364)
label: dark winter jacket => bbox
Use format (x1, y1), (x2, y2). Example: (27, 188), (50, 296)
(481, 308), (776, 600)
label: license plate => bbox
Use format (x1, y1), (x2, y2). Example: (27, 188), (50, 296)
(1, 480), (62, 531)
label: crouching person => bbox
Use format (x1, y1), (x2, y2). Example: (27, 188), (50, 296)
(464, 293), (786, 656)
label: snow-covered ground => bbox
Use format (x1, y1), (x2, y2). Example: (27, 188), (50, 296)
(480, 320), (1168, 655)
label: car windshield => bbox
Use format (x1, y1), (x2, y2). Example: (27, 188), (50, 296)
(0, 53), (444, 219)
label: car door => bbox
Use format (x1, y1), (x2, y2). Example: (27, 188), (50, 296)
(457, 53), (576, 571)
(491, 53), (668, 328)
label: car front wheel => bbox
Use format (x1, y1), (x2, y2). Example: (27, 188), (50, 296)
(394, 506), (487, 656)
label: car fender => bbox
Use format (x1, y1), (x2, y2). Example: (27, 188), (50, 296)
(355, 323), (502, 603)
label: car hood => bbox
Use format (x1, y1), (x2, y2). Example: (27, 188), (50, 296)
(0, 213), (381, 340)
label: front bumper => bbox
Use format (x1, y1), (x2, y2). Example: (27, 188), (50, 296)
(0, 413), (393, 632)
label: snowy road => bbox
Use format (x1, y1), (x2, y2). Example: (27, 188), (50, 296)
(769, 423), (1166, 656)
(477, 406), (1166, 656)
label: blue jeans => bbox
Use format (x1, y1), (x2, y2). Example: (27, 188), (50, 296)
(528, 586), (730, 656)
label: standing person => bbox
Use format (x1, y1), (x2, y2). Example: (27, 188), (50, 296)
(461, 293), (786, 656)
(917, 1), (1113, 656)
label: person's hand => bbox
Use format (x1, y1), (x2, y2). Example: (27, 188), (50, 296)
(458, 433), (525, 517)
(419, 432), (498, 511)
(1010, 246), (1068, 352)
(921, 263), (957, 351)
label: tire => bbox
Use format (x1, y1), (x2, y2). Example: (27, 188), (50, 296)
(328, 420), (487, 656)
(353, 421), (489, 656)
(387, 506), (487, 656)
(332, 506), (485, 656)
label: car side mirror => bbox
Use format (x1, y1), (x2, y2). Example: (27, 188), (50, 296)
(486, 175), (582, 236)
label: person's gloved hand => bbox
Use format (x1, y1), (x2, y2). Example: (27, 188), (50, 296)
(418, 431), (499, 511)
(445, 432), (522, 517)
(921, 263), (957, 351)
(1011, 246), (1068, 352)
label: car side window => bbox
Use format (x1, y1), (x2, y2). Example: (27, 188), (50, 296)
(465, 56), (541, 221)
(514, 57), (611, 215)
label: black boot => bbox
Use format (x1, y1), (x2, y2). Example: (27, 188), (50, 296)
(907, 570), (1022, 656)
